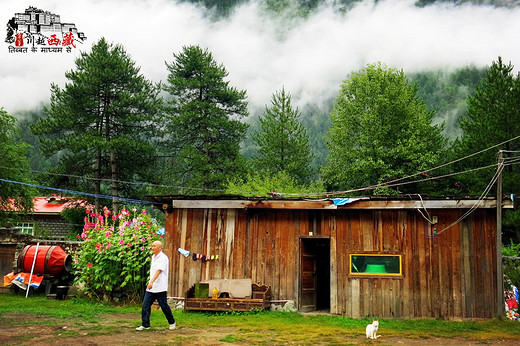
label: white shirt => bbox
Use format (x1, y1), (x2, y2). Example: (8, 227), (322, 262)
(147, 251), (169, 293)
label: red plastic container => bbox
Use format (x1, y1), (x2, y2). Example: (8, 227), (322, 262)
(17, 245), (72, 276)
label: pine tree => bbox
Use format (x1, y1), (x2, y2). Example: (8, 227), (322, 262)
(253, 87), (314, 183)
(31, 38), (162, 213)
(163, 45), (249, 192)
(453, 56), (520, 242)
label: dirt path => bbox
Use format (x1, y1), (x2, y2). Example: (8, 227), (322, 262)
(1, 312), (519, 345)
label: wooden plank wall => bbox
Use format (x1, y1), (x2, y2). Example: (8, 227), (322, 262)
(336, 208), (497, 319)
(165, 206), (498, 318)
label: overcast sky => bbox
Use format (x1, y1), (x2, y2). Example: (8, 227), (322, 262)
(1, 0), (520, 117)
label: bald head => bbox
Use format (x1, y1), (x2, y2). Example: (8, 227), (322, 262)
(151, 240), (163, 255)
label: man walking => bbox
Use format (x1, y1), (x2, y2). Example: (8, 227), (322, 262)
(136, 240), (176, 331)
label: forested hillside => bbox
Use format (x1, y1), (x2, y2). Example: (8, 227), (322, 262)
(3, 0), (520, 241)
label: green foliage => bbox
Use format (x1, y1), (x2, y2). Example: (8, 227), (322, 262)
(226, 170), (324, 197)
(503, 240), (520, 291)
(61, 202), (89, 239)
(502, 240), (520, 257)
(179, 0), (248, 18)
(253, 87), (314, 184)
(16, 107), (60, 174)
(323, 62), (447, 194)
(163, 45), (249, 192)
(73, 206), (162, 303)
(32, 222), (51, 239)
(451, 57), (520, 240)
(0, 108), (36, 226)
(31, 38), (162, 210)
(452, 57), (520, 193)
(410, 66), (486, 140)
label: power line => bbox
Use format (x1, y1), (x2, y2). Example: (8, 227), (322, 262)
(2, 134), (520, 198)
(435, 162), (504, 236)
(0, 178), (157, 205)
(316, 134), (520, 197)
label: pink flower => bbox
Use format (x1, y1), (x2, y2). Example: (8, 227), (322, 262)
(143, 210), (147, 214)
(112, 215), (117, 221)
(96, 243), (102, 250)
(141, 247), (144, 250)
(119, 239), (124, 245)
(87, 263), (92, 267)
(141, 237), (146, 242)
(127, 242), (132, 247)
(105, 232), (111, 238)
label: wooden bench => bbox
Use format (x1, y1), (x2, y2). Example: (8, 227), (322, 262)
(184, 280), (271, 312)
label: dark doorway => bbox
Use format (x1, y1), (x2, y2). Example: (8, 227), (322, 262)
(299, 237), (330, 312)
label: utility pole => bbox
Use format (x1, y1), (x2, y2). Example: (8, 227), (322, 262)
(496, 149), (504, 318)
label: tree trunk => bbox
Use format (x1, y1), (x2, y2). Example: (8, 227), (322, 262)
(110, 149), (119, 215)
(95, 148), (101, 211)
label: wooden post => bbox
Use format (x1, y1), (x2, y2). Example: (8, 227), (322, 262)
(496, 150), (504, 318)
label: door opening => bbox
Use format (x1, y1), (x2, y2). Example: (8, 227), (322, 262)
(300, 237), (330, 312)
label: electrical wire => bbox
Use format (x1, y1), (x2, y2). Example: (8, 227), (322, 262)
(311, 134), (520, 197)
(1, 134), (520, 198)
(435, 163), (504, 236)
(0, 178), (158, 205)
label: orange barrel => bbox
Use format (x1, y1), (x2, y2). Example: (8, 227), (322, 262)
(17, 245), (72, 276)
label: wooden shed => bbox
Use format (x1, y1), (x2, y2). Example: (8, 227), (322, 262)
(151, 195), (513, 319)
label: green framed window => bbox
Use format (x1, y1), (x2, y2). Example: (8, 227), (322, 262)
(349, 254), (402, 276)
(16, 222), (34, 235)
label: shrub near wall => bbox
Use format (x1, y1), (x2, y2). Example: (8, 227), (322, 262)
(73, 206), (162, 302)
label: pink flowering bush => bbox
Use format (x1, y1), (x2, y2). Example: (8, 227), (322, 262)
(73, 206), (162, 302)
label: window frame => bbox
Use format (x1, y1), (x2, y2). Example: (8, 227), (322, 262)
(15, 222), (34, 235)
(349, 253), (402, 277)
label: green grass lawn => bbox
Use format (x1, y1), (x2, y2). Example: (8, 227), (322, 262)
(1, 292), (520, 344)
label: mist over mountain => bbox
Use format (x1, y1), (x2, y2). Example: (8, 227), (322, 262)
(3, 0), (519, 171)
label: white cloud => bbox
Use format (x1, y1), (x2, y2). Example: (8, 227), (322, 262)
(1, 0), (519, 115)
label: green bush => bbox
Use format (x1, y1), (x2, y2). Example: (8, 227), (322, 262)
(503, 240), (520, 290)
(73, 206), (162, 302)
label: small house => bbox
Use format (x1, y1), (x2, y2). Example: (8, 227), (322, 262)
(151, 195), (513, 319)
(16, 196), (80, 239)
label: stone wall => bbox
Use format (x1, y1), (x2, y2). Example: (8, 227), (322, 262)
(0, 223), (34, 276)
(0, 223), (80, 276)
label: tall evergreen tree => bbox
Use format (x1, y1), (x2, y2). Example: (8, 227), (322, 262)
(31, 38), (162, 213)
(0, 108), (36, 225)
(452, 57), (520, 242)
(163, 45), (248, 192)
(253, 87), (314, 183)
(323, 62), (446, 194)
(454, 57), (520, 191)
